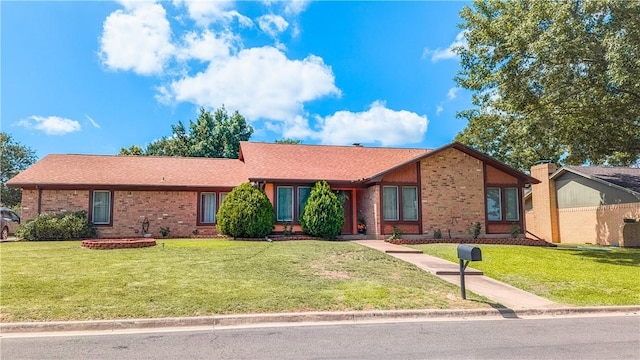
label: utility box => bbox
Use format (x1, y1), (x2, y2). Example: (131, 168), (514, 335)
(457, 244), (482, 262)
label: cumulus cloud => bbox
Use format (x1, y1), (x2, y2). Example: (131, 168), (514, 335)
(18, 116), (81, 135)
(161, 47), (340, 121)
(257, 14), (289, 38)
(284, 0), (310, 16)
(313, 101), (428, 146)
(176, 29), (235, 62)
(447, 87), (458, 100)
(99, 2), (175, 75)
(173, 0), (252, 27)
(423, 31), (467, 62)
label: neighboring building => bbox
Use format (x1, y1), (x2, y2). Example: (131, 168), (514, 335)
(7, 142), (538, 239)
(525, 163), (640, 247)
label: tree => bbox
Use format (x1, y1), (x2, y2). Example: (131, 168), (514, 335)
(300, 181), (344, 239)
(1, 133), (37, 208)
(216, 183), (275, 238)
(122, 106), (253, 158)
(454, 0), (640, 171)
(275, 138), (302, 144)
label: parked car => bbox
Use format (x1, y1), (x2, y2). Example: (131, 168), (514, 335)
(0, 207), (20, 240)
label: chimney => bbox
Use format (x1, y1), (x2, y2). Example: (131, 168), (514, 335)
(530, 162), (560, 243)
(352, 143), (362, 147)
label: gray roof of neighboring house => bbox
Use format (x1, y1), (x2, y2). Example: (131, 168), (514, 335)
(560, 166), (640, 194)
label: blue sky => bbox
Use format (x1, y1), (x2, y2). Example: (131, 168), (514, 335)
(2, 1), (472, 159)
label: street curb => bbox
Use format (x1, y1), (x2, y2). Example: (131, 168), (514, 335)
(2, 306), (638, 334)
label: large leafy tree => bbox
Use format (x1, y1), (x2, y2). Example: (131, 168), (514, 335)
(454, 0), (640, 171)
(1, 132), (37, 208)
(120, 106), (253, 158)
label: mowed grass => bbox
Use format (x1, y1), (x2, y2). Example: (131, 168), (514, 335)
(413, 244), (640, 306)
(0, 240), (490, 322)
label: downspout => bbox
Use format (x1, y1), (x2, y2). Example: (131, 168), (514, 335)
(37, 187), (42, 214)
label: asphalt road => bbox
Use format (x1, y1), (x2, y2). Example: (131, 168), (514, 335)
(2, 315), (639, 359)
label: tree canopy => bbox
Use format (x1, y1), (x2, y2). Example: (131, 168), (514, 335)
(120, 106), (253, 158)
(1, 132), (37, 207)
(454, 0), (640, 171)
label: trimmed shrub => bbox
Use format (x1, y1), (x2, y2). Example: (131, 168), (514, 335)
(16, 211), (97, 241)
(300, 181), (344, 239)
(217, 182), (275, 238)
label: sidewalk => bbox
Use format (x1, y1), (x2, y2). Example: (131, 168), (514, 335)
(353, 240), (557, 310)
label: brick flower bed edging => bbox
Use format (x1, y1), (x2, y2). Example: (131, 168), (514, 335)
(386, 237), (556, 247)
(81, 238), (157, 250)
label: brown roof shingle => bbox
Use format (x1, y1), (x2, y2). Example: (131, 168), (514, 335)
(239, 142), (431, 182)
(7, 154), (247, 189)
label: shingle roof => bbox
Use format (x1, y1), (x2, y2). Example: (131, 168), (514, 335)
(6, 154), (247, 189)
(564, 166), (640, 194)
(239, 142), (431, 182)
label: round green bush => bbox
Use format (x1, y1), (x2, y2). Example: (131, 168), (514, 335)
(217, 182), (275, 238)
(300, 181), (344, 239)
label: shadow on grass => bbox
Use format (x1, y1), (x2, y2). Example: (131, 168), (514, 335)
(555, 248), (640, 267)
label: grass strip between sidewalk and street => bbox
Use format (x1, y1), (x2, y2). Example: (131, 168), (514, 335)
(1, 239), (491, 322)
(412, 243), (640, 306)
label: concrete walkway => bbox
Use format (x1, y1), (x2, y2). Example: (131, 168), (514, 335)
(353, 240), (557, 310)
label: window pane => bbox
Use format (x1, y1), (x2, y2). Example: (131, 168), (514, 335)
(200, 192), (216, 223)
(505, 188), (519, 221)
(297, 187), (311, 218)
(277, 187), (293, 221)
(219, 192), (228, 207)
(486, 188), (502, 221)
(402, 187), (418, 221)
(383, 186), (398, 221)
(92, 191), (111, 224)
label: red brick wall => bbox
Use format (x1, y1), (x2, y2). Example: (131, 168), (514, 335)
(18, 189), (90, 221)
(357, 186), (379, 236)
(419, 148), (485, 237)
(18, 189), (40, 221)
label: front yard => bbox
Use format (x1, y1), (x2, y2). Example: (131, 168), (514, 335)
(0, 240), (488, 322)
(413, 244), (640, 306)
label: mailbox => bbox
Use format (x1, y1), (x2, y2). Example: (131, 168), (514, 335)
(456, 244), (482, 300)
(457, 244), (482, 262)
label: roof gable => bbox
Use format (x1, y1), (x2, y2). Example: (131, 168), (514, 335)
(555, 166), (640, 195)
(7, 154), (247, 189)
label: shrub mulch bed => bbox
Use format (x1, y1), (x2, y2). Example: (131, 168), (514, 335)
(386, 237), (556, 247)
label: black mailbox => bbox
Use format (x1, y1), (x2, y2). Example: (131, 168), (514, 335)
(457, 244), (482, 262)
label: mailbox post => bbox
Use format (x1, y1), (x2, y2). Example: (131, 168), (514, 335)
(457, 244), (482, 299)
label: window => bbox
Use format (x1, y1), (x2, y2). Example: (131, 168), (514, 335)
(486, 187), (520, 221)
(505, 188), (519, 221)
(486, 188), (502, 221)
(219, 192), (229, 207)
(297, 187), (311, 218)
(277, 186), (294, 221)
(92, 190), (111, 225)
(402, 186), (418, 221)
(383, 186), (399, 221)
(200, 192), (216, 224)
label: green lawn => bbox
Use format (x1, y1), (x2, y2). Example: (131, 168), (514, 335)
(0, 240), (490, 322)
(413, 244), (640, 306)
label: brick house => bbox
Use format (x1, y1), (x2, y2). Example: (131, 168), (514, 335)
(7, 141), (538, 239)
(525, 163), (640, 247)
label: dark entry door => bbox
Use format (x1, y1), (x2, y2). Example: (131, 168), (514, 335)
(342, 196), (353, 234)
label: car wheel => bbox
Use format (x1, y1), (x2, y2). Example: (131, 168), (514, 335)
(1, 227), (8, 240)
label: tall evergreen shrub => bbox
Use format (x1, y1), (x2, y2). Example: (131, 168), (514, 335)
(217, 183), (275, 238)
(300, 181), (344, 239)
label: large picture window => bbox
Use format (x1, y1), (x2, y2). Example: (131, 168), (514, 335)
(277, 186), (294, 221)
(486, 187), (520, 222)
(297, 187), (311, 219)
(200, 192), (217, 224)
(92, 190), (112, 225)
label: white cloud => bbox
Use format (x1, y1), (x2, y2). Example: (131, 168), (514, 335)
(85, 115), (101, 128)
(173, 0), (252, 27)
(19, 116), (81, 135)
(284, 0), (310, 16)
(423, 31), (467, 62)
(162, 46), (340, 122)
(176, 29), (235, 62)
(313, 101), (428, 146)
(99, 2), (175, 75)
(447, 87), (458, 100)
(436, 105), (444, 116)
(257, 14), (289, 38)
